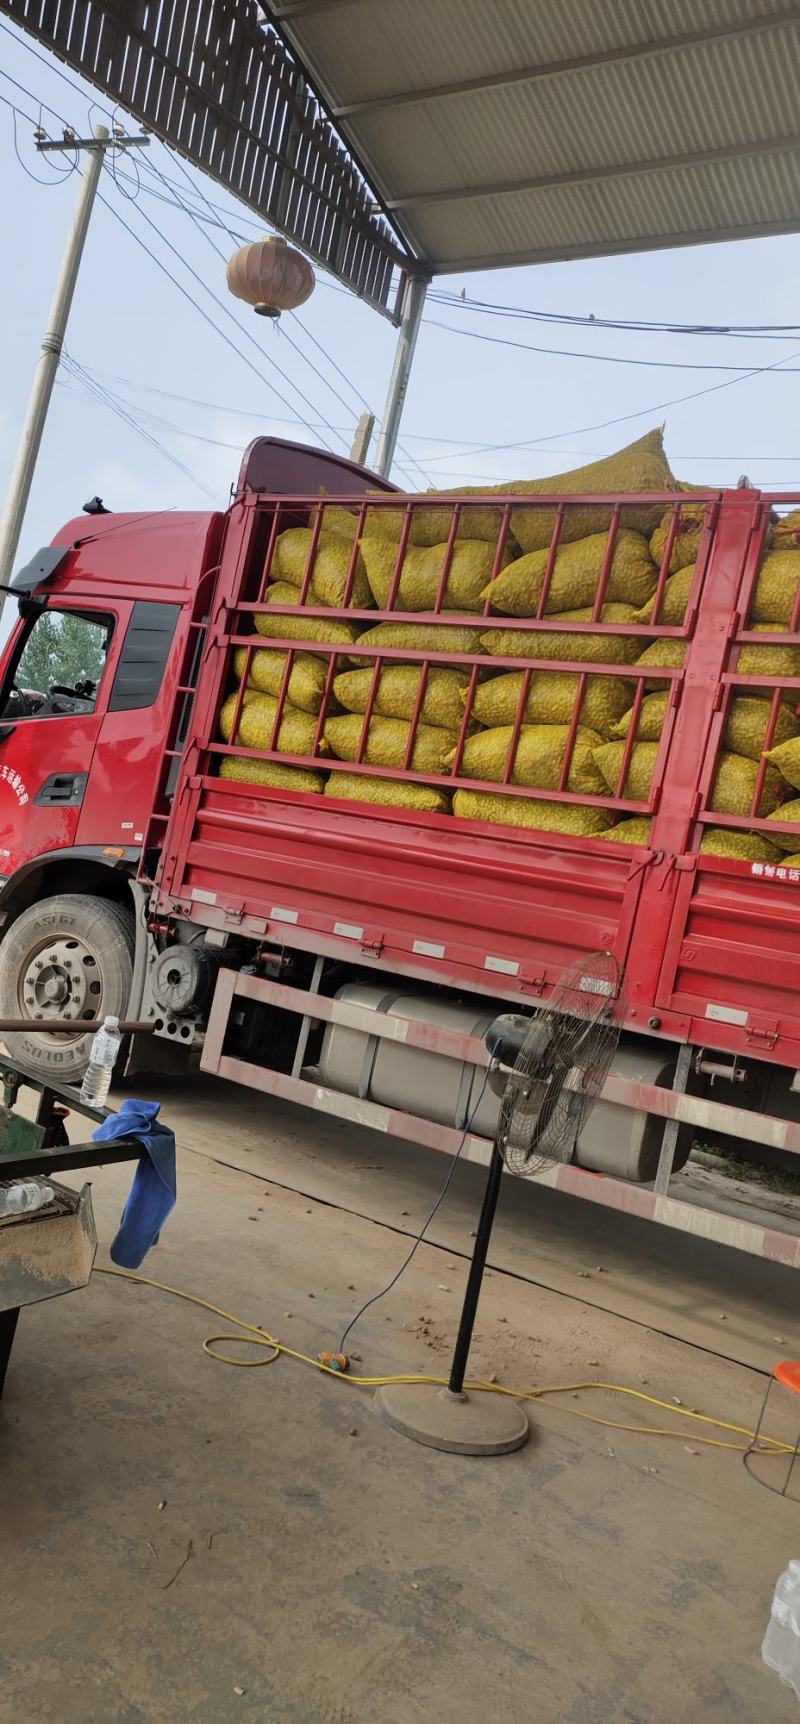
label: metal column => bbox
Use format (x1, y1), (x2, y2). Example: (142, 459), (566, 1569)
(373, 274), (429, 478)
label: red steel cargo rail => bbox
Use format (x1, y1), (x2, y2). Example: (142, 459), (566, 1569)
(135, 473), (800, 1266)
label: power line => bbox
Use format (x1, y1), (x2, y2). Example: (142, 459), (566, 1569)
(429, 286), (800, 342)
(61, 355), (219, 500)
(426, 316), (800, 375)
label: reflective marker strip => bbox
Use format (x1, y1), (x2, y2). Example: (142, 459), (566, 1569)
(271, 907), (299, 924)
(191, 887), (217, 905)
(705, 1002), (748, 1027)
(484, 956), (520, 976)
(334, 922), (364, 940)
(413, 940), (445, 958)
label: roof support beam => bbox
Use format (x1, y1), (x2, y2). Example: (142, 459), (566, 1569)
(333, 7), (800, 118)
(387, 132), (800, 211)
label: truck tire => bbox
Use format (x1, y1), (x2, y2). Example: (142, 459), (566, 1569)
(0, 893), (134, 1085)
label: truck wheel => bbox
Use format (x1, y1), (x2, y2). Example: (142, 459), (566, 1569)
(0, 894), (134, 1086)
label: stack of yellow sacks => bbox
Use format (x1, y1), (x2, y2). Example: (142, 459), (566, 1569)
(217, 432), (800, 859)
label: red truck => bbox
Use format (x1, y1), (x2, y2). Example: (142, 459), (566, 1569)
(2, 437), (800, 1266)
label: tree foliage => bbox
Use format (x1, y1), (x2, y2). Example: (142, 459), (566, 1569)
(16, 611), (108, 694)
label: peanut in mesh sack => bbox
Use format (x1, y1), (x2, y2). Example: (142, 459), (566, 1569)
(766, 801), (800, 849)
(764, 736), (800, 791)
(593, 741), (659, 800)
(334, 664), (469, 730)
(737, 626), (800, 677)
(709, 752), (781, 816)
(254, 586), (360, 647)
(771, 509), (800, 550)
(649, 506), (706, 575)
(596, 818), (653, 844)
(749, 551), (800, 626)
(482, 529), (656, 616)
(611, 691), (669, 742)
(452, 789), (614, 835)
(219, 690), (327, 758)
(456, 722), (606, 795)
(273, 526), (372, 608)
(632, 564), (695, 625)
(232, 645), (328, 714)
(471, 669), (631, 735)
(483, 604), (643, 666)
(324, 712), (454, 774)
(219, 756), (325, 794)
(698, 828), (781, 861)
(352, 621), (484, 662)
(360, 536), (503, 613)
(324, 771), (450, 814)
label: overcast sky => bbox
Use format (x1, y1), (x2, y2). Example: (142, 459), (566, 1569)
(2, 14), (800, 599)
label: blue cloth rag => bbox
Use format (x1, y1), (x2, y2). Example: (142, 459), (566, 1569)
(92, 1099), (177, 1270)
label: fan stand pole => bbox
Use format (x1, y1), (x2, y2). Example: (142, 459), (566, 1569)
(376, 1144), (530, 1456)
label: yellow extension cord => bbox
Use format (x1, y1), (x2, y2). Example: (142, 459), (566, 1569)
(95, 1265), (794, 1458)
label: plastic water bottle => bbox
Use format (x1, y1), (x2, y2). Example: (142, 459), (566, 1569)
(0, 1181), (55, 1217)
(79, 1014), (122, 1106)
(763, 1560), (800, 1700)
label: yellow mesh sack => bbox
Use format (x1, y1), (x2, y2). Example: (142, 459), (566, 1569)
(471, 670), (631, 735)
(334, 664), (469, 729)
(771, 509), (800, 550)
(635, 637), (688, 672)
(593, 741), (659, 800)
(452, 790), (613, 835)
(611, 690), (669, 742)
(632, 564), (695, 625)
(778, 853), (800, 865)
(726, 699), (800, 762)
(750, 551), (800, 626)
(324, 713), (454, 773)
(710, 752), (781, 816)
(596, 818), (653, 844)
(219, 690), (327, 757)
(219, 756), (325, 794)
(736, 625), (800, 677)
(483, 604), (642, 666)
(232, 646), (327, 714)
(254, 586), (360, 647)
(764, 736), (800, 791)
(360, 429), (673, 551)
(273, 526), (372, 608)
(508, 429), (674, 551)
(766, 802), (800, 849)
(649, 506), (706, 574)
(360, 536), (501, 612)
(352, 621), (484, 661)
(218, 688), (259, 741)
(698, 828), (781, 861)
(482, 529), (657, 616)
(324, 772), (450, 813)
(456, 723), (606, 794)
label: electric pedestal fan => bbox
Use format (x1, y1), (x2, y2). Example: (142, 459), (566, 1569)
(377, 950), (626, 1456)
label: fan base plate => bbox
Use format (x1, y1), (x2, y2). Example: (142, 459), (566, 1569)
(375, 1384), (529, 1455)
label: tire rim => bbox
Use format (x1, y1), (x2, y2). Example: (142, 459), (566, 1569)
(18, 933), (103, 1038)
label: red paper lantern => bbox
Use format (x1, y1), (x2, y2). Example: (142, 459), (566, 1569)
(225, 236), (315, 318)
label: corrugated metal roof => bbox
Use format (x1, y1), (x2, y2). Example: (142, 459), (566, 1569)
(271, 0), (800, 272)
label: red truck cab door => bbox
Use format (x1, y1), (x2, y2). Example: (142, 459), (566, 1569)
(0, 598), (119, 876)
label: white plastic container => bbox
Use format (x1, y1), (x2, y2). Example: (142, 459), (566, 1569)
(79, 1014), (122, 1107)
(0, 1180), (55, 1217)
(763, 1559), (800, 1701)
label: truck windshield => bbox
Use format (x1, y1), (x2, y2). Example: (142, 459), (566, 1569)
(1, 608), (112, 719)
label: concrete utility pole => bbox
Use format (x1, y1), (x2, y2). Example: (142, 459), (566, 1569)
(0, 123), (149, 605)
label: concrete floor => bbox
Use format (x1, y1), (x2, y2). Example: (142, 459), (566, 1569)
(2, 1075), (800, 1723)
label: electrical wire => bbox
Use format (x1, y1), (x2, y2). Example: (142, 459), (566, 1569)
(338, 1062), (493, 1352)
(429, 286), (800, 342)
(94, 1265), (794, 1458)
(60, 354), (219, 500)
(427, 315), (800, 375)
